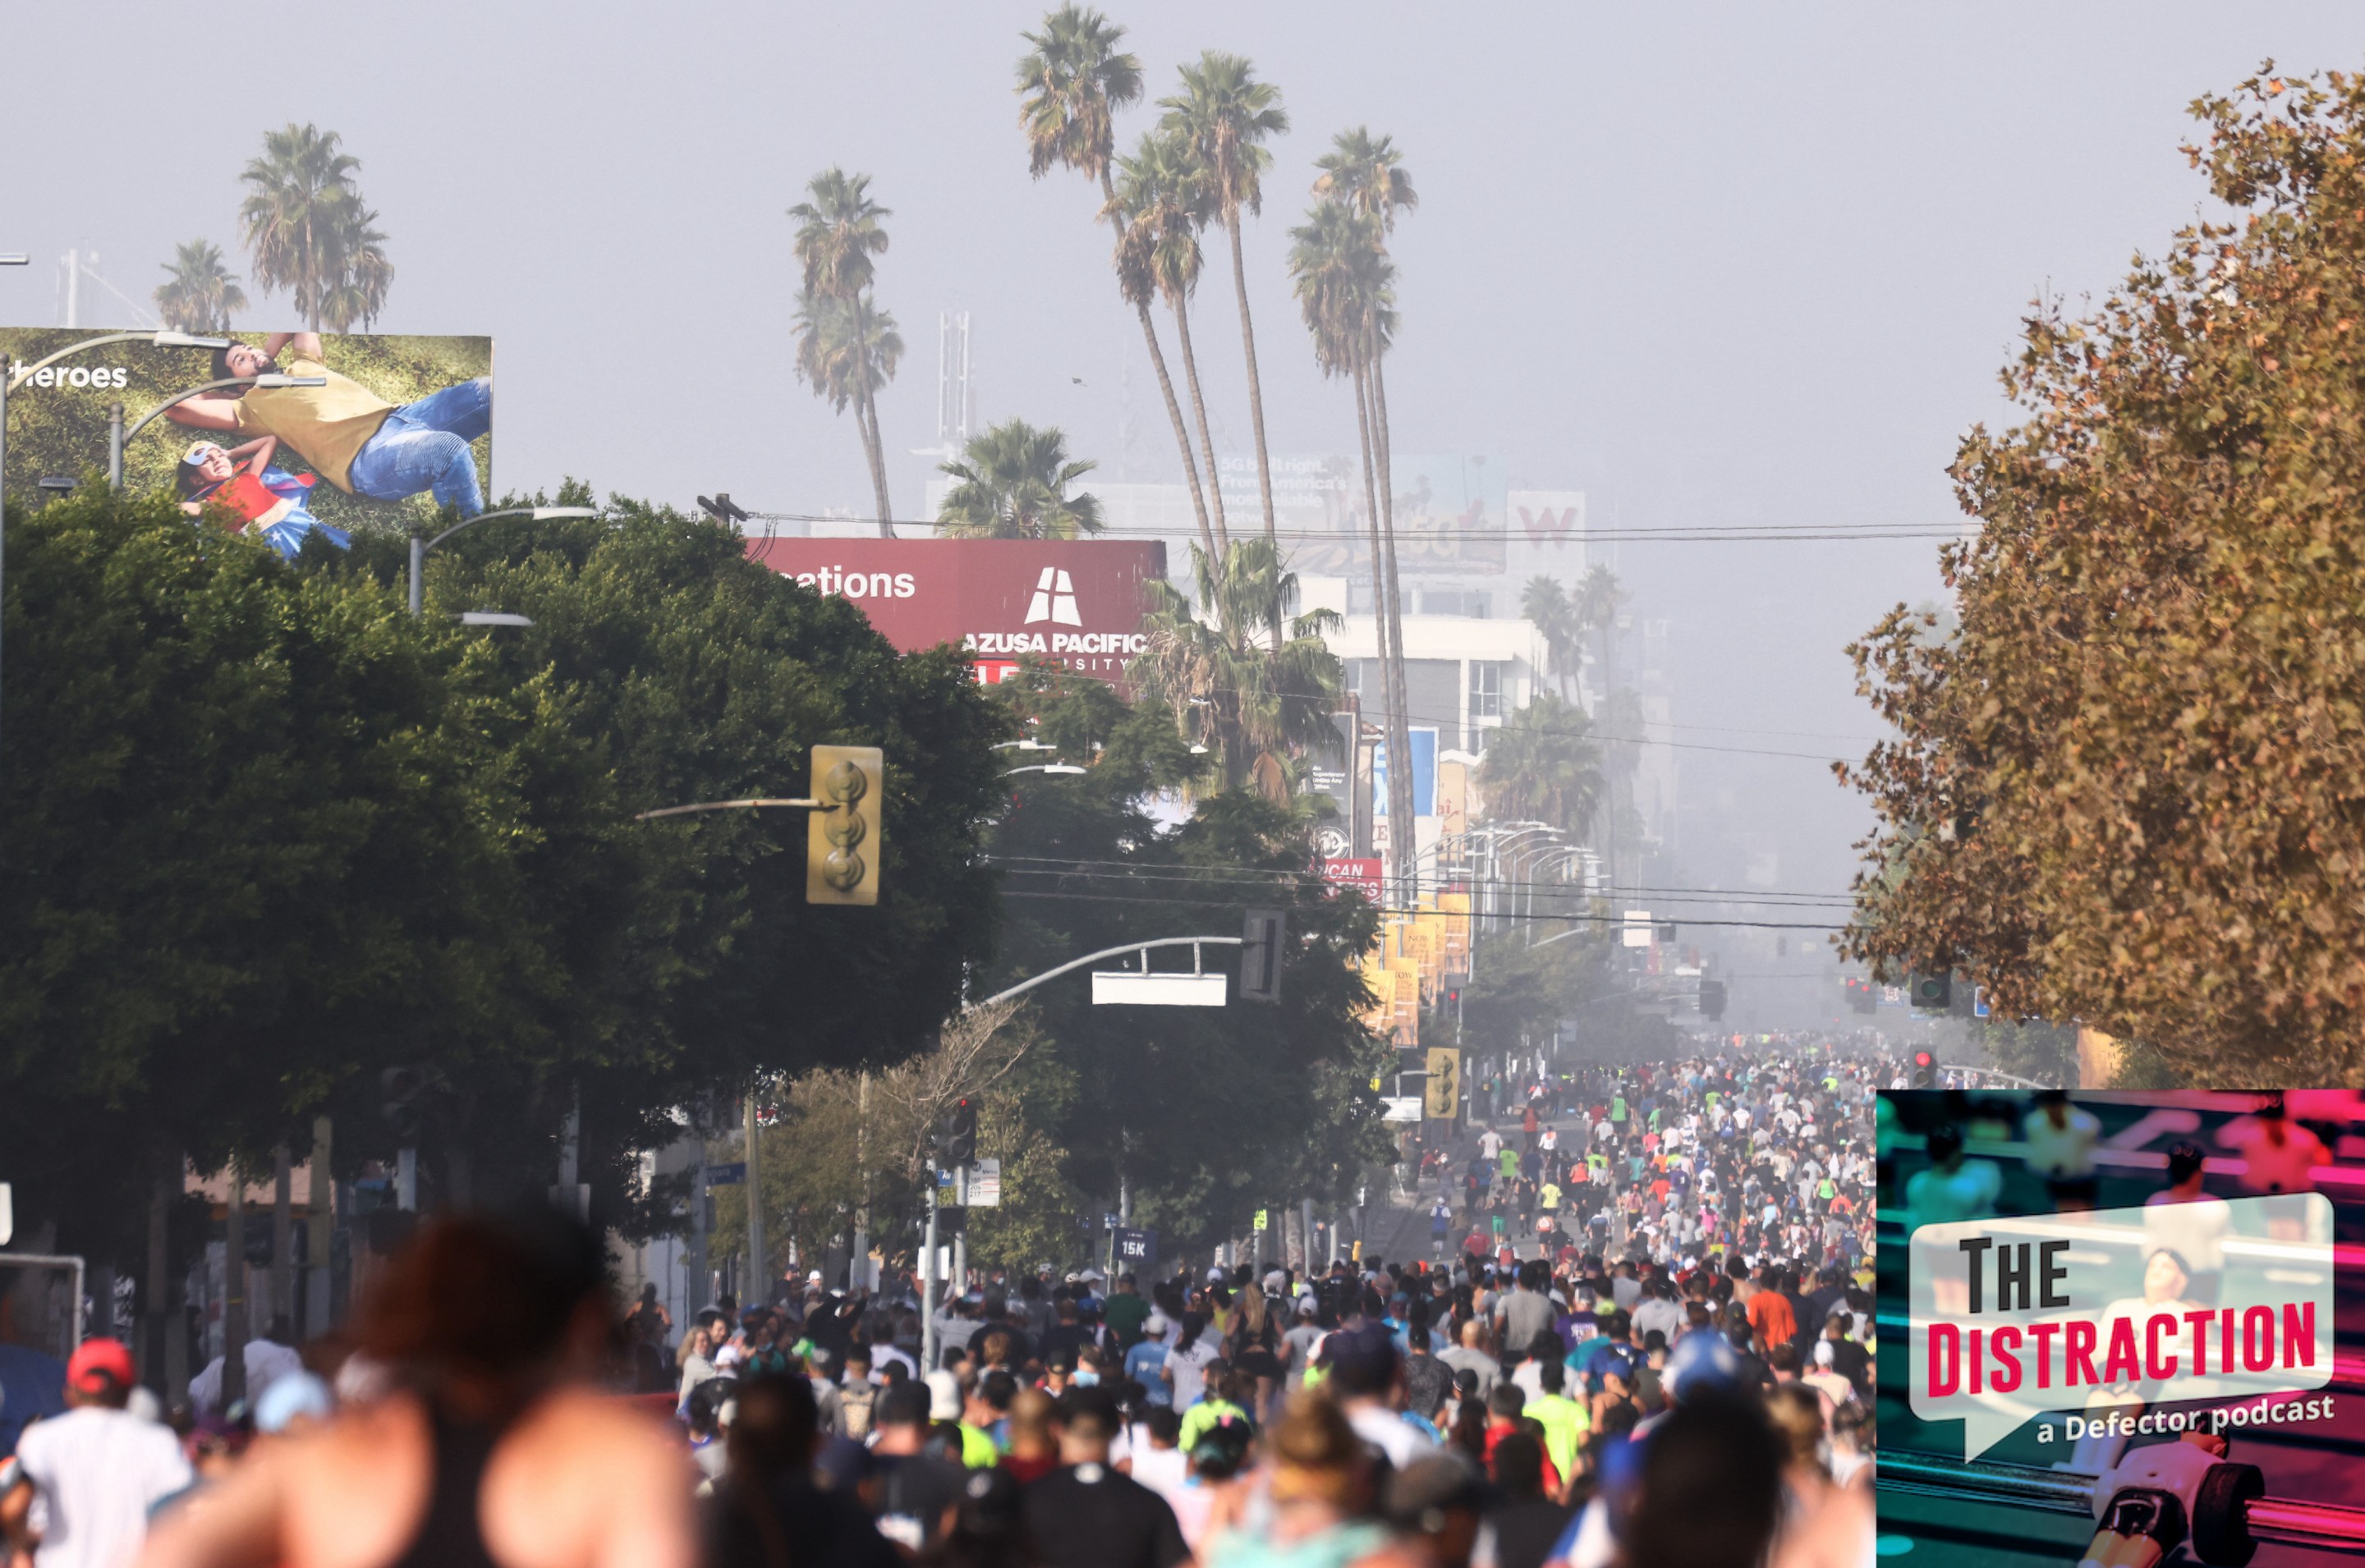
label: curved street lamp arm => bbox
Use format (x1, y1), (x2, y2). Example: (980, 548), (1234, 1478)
(120, 377), (287, 446)
(974, 936), (1245, 1009)
(423, 506), (597, 553)
(7, 330), (227, 390)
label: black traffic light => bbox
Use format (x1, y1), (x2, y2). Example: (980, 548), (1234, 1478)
(1912, 1049), (1937, 1089)
(1846, 978), (1877, 1016)
(1240, 907), (1284, 1003)
(1909, 972), (1952, 1011)
(1698, 980), (1727, 1020)
(938, 1096), (979, 1167)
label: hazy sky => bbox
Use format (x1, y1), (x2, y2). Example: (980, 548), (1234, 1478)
(8, 2), (2358, 1009)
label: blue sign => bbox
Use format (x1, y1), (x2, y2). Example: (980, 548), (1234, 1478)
(705, 1162), (746, 1185)
(1114, 1226), (1158, 1268)
(1371, 727), (1438, 818)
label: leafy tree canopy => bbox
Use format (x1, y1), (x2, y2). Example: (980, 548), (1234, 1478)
(1841, 66), (2365, 1082)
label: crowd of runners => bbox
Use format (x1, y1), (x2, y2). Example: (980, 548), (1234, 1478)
(0, 1044), (1890, 1568)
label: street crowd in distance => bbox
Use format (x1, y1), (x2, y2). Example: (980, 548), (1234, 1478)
(0, 1049), (1887, 1568)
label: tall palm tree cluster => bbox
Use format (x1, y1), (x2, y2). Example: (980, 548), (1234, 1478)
(236, 123), (393, 332)
(1019, 10), (1288, 564)
(1287, 129), (1417, 865)
(1017, 7), (1434, 853)
(1516, 564), (1633, 877)
(790, 171), (903, 536)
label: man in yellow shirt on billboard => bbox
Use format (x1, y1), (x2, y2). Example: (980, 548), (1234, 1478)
(168, 333), (489, 516)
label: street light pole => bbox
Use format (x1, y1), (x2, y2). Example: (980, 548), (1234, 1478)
(406, 507), (598, 617)
(113, 373), (327, 490)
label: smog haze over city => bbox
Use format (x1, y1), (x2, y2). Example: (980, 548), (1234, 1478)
(7, 0), (2357, 1031)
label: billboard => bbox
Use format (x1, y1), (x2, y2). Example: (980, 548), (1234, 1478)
(745, 538), (1169, 684)
(1, 329), (493, 557)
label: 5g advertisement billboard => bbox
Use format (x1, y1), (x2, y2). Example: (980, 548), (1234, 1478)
(2, 328), (492, 558)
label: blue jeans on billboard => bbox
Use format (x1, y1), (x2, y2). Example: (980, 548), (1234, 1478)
(347, 377), (490, 516)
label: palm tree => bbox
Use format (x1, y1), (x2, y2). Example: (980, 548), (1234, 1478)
(1017, 7), (1218, 557)
(1129, 537), (1343, 793)
(1521, 575), (1582, 701)
(936, 418), (1104, 539)
(154, 240), (248, 332)
(1288, 199), (1416, 857)
(236, 124), (393, 331)
(1476, 694), (1604, 840)
(1572, 564), (1630, 885)
(793, 289), (905, 513)
(1112, 130), (1228, 556)
(1159, 53), (1288, 543)
(1573, 564), (1627, 704)
(790, 170), (898, 534)
(1311, 128), (1418, 812)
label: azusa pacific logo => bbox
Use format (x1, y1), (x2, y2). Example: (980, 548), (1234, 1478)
(1024, 567), (1082, 627)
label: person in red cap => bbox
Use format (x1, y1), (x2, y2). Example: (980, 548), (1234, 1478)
(0, 1338), (191, 1568)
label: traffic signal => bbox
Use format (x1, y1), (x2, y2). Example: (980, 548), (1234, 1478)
(1912, 1050), (1936, 1089)
(1240, 908), (1284, 1002)
(1697, 980), (1727, 1020)
(807, 745), (884, 905)
(1846, 978), (1877, 1016)
(938, 1096), (979, 1166)
(1909, 971), (1952, 1011)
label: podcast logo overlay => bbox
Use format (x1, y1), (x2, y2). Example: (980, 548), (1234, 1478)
(1908, 1194), (2335, 1460)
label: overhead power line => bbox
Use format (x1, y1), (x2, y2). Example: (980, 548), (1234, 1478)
(998, 887), (1853, 930)
(735, 510), (1965, 545)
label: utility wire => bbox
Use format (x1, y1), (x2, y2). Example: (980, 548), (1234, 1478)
(999, 887), (1851, 929)
(739, 511), (1964, 544)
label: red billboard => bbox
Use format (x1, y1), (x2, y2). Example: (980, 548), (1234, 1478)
(745, 538), (1169, 684)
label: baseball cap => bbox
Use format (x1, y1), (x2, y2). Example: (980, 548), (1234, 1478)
(66, 1337), (135, 1396)
(1143, 1312), (1171, 1337)
(1207, 1266), (1226, 1282)
(1666, 1326), (1743, 1400)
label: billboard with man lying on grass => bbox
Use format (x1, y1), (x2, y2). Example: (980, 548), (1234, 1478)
(1, 328), (491, 558)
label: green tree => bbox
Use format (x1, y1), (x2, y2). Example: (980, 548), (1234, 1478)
(1476, 693), (1604, 840)
(789, 170), (898, 534)
(1112, 129), (1227, 556)
(1839, 67), (2365, 1081)
(1160, 54), (1288, 543)
(1016, 6), (1216, 555)
(236, 124), (392, 332)
(154, 241), (247, 332)
(935, 418), (1104, 539)
(983, 667), (1394, 1259)
(1129, 537), (1343, 794)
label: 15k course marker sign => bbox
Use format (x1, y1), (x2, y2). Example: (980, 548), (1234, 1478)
(1908, 1194), (2335, 1460)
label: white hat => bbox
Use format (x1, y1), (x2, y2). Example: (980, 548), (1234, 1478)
(1207, 1266), (1226, 1282)
(807, 1270), (823, 1283)
(1812, 1340), (1836, 1368)
(1080, 1267), (1106, 1283)
(1143, 1312), (1171, 1337)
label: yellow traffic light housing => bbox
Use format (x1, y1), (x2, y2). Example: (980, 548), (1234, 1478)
(806, 745), (883, 905)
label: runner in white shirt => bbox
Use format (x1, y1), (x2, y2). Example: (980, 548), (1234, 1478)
(2, 1339), (191, 1568)
(2021, 1090), (2104, 1208)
